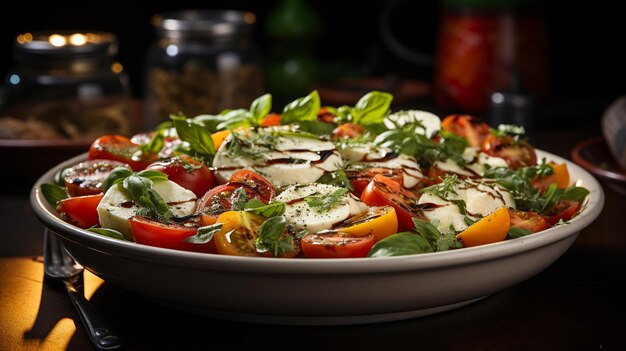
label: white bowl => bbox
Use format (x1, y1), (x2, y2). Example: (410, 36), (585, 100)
(30, 150), (605, 326)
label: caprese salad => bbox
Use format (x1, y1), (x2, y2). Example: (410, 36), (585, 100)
(40, 90), (590, 258)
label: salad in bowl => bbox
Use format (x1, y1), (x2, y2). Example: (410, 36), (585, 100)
(40, 90), (591, 259)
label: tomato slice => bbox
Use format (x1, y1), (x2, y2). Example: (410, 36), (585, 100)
(481, 134), (537, 170)
(300, 231), (375, 258)
(196, 183), (261, 219)
(88, 135), (156, 171)
(63, 159), (131, 197)
(360, 174), (424, 232)
(146, 155), (216, 198)
(129, 215), (216, 253)
(228, 169), (275, 204)
(260, 113), (281, 127)
(542, 200), (580, 226)
(333, 206), (398, 242)
(508, 208), (549, 233)
(441, 114), (491, 147)
(57, 194), (104, 228)
(213, 211), (300, 257)
(331, 122), (365, 140)
(456, 206), (510, 247)
(346, 167), (403, 196)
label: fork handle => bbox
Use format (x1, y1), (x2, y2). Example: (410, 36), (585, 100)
(65, 281), (123, 350)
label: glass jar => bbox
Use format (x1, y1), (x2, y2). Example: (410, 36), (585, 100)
(144, 9), (265, 127)
(0, 31), (133, 140)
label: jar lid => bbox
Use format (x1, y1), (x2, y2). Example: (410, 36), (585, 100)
(152, 9), (256, 39)
(13, 31), (119, 61)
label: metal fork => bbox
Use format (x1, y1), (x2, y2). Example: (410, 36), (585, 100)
(43, 228), (123, 350)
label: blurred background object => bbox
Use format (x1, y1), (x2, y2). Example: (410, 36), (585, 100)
(601, 95), (626, 170)
(0, 30), (133, 140)
(0, 1), (624, 130)
(144, 9), (264, 128)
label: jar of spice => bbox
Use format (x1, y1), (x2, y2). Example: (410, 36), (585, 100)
(0, 31), (133, 140)
(144, 9), (265, 127)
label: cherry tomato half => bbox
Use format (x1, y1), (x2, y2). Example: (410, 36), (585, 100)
(441, 114), (491, 148)
(129, 215), (216, 253)
(300, 231), (375, 258)
(228, 169), (275, 204)
(57, 194), (104, 228)
(346, 167), (403, 197)
(508, 208), (549, 233)
(360, 174), (424, 232)
(63, 159), (131, 197)
(88, 135), (156, 171)
(481, 134), (537, 170)
(196, 183), (261, 219)
(146, 155), (216, 198)
(542, 200), (580, 226)
(333, 206), (398, 242)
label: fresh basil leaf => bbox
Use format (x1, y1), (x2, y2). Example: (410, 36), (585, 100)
(184, 223), (223, 244)
(354, 91), (393, 125)
(230, 187), (249, 211)
(193, 114), (229, 132)
(136, 169), (169, 181)
(508, 227), (533, 239)
(558, 186), (590, 204)
(540, 183), (558, 213)
(250, 93), (272, 125)
(216, 109), (252, 130)
(368, 232), (434, 257)
(87, 227), (128, 241)
(101, 167), (133, 192)
(295, 120), (336, 136)
(140, 132), (164, 154)
(316, 169), (354, 191)
(256, 215), (292, 256)
(123, 175), (173, 221)
(305, 188), (348, 213)
(244, 200), (286, 217)
(281, 90), (321, 124)
(41, 183), (68, 206)
(412, 218), (440, 244)
(171, 114), (216, 162)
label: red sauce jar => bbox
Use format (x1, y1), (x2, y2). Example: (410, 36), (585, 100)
(433, 0), (549, 114)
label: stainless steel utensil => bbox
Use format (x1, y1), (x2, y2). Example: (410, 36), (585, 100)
(43, 228), (122, 350)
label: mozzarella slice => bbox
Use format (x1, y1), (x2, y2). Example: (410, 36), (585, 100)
(275, 183), (368, 234)
(418, 178), (515, 233)
(212, 129), (342, 186)
(97, 180), (197, 240)
(433, 147), (509, 177)
(383, 110), (441, 138)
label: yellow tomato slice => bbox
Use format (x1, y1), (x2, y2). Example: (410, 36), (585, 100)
(334, 206), (398, 242)
(210, 129), (232, 150)
(214, 211), (265, 256)
(549, 162), (570, 189)
(456, 206), (510, 247)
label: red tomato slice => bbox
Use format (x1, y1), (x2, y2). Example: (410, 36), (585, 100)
(441, 114), (491, 147)
(196, 183), (261, 218)
(331, 122), (365, 140)
(300, 231), (375, 258)
(228, 169), (275, 204)
(508, 208), (550, 233)
(146, 155), (216, 198)
(128, 216), (216, 253)
(346, 167), (403, 196)
(57, 194), (104, 228)
(360, 174), (424, 232)
(88, 135), (156, 171)
(63, 159), (131, 197)
(260, 113), (281, 127)
(542, 200), (580, 226)
(481, 134), (537, 170)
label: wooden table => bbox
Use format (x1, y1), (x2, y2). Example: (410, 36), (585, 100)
(1, 126), (625, 350)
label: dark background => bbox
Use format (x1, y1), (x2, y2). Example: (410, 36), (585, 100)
(0, 0), (624, 131)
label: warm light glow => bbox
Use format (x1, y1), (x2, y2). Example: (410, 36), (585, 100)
(49, 34), (67, 47)
(85, 32), (99, 43)
(69, 33), (87, 46)
(16, 32), (33, 44)
(243, 12), (256, 24)
(111, 62), (123, 74)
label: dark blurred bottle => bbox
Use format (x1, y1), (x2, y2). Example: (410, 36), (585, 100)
(264, 0), (322, 108)
(433, 0), (549, 116)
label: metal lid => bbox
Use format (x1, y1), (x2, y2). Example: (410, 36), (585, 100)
(13, 31), (119, 60)
(152, 9), (256, 39)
